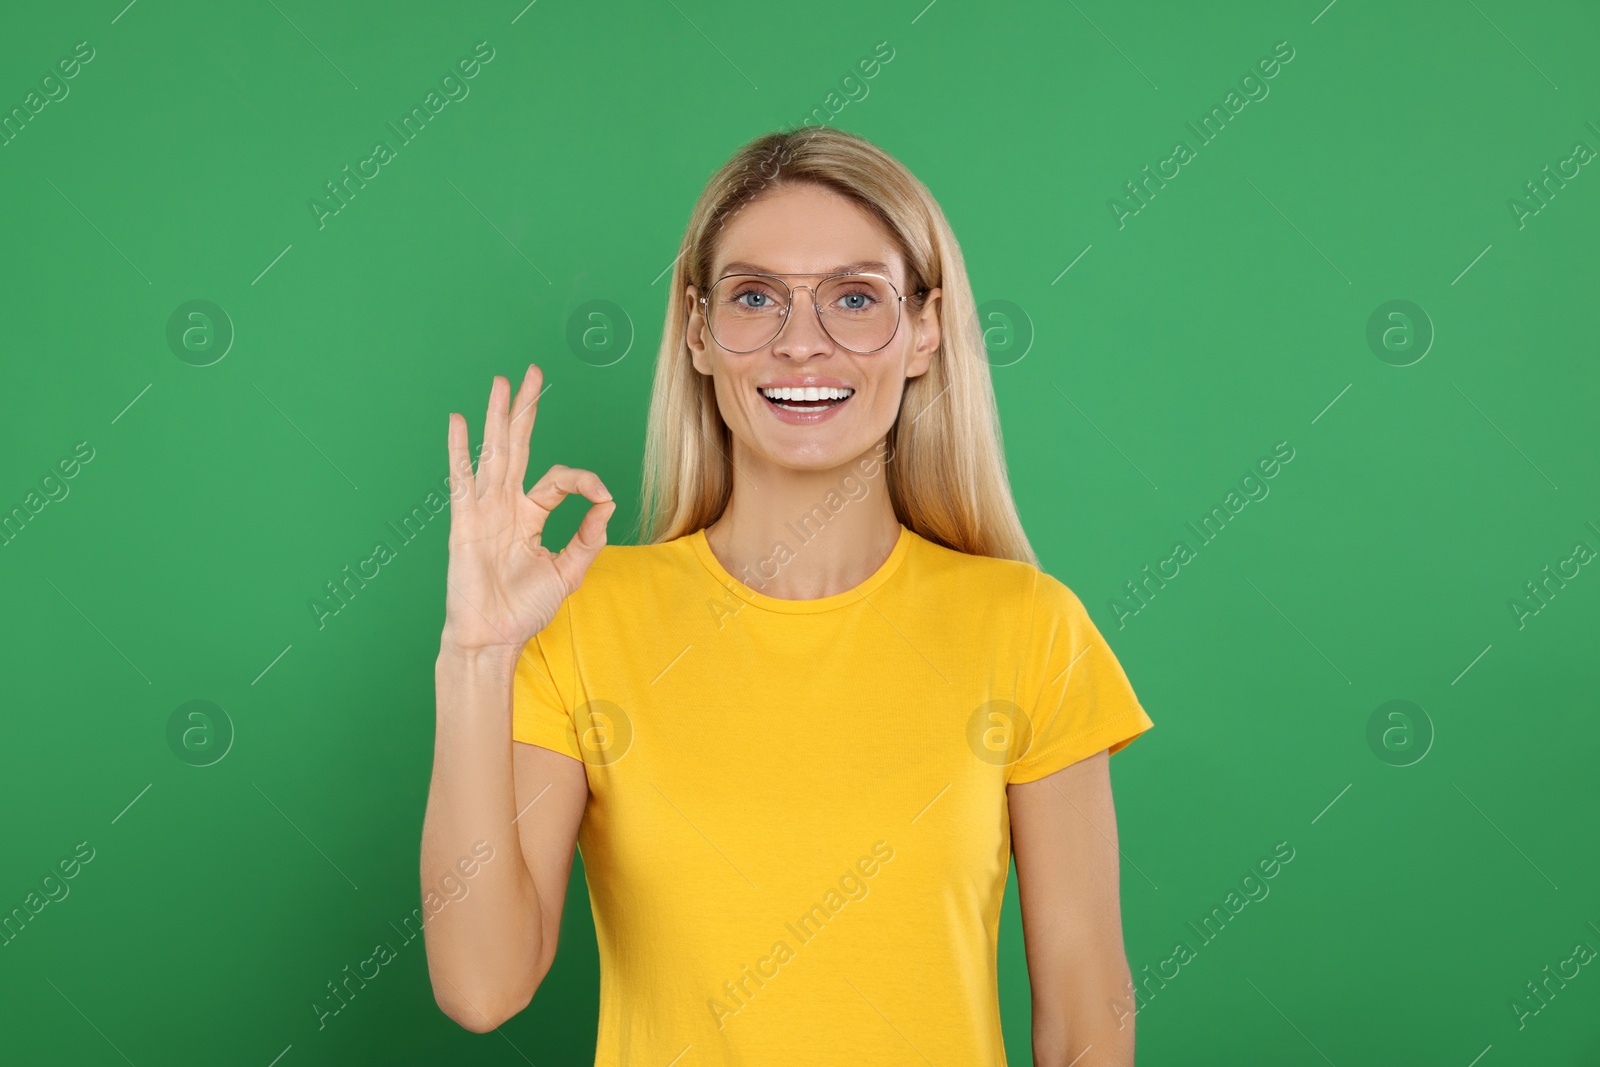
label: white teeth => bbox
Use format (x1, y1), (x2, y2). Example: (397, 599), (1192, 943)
(759, 386), (854, 401)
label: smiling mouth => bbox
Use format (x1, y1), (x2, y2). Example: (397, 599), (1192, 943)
(758, 386), (855, 413)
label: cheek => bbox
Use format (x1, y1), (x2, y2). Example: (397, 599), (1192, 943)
(866, 354), (915, 414)
(853, 381), (905, 433)
(713, 367), (758, 424)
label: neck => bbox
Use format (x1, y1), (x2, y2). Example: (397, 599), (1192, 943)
(704, 439), (900, 600)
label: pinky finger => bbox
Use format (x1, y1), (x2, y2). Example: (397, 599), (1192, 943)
(446, 412), (475, 513)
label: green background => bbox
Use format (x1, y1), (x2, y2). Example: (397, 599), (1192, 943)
(2, 0), (1597, 1063)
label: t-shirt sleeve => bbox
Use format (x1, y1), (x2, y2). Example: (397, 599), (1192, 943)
(511, 600), (582, 761)
(1007, 570), (1154, 784)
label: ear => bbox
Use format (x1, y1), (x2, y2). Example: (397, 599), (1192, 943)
(685, 284), (713, 375)
(905, 287), (941, 380)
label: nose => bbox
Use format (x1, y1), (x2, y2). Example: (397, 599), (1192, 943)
(771, 286), (832, 360)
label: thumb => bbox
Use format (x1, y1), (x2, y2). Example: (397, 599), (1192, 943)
(550, 499), (616, 593)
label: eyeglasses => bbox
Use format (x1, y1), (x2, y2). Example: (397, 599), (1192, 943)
(697, 272), (920, 355)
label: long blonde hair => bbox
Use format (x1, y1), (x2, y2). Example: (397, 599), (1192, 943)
(639, 126), (1037, 566)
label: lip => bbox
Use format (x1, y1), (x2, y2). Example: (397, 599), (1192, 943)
(755, 378), (855, 425)
(756, 376), (854, 389)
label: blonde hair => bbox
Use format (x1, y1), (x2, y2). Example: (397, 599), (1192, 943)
(639, 126), (1037, 566)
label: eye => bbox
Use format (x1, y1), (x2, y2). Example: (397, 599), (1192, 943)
(722, 278), (785, 311)
(832, 286), (878, 312)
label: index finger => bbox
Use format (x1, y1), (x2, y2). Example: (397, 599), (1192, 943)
(507, 363), (543, 494)
(524, 465), (612, 530)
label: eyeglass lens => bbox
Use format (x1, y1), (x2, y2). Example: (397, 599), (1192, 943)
(705, 275), (900, 353)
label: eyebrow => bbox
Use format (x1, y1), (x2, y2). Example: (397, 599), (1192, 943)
(718, 260), (895, 277)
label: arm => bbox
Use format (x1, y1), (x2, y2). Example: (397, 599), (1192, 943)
(422, 648), (587, 1031)
(420, 365), (614, 1031)
(1009, 749), (1136, 1067)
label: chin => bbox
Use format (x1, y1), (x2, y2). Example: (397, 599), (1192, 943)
(756, 436), (863, 472)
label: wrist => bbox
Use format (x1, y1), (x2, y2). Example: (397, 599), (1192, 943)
(436, 635), (523, 676)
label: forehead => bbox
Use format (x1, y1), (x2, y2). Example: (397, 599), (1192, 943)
(712, 183), (904, 280)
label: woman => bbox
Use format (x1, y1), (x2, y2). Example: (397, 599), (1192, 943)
(422, 127), (1154, 1066)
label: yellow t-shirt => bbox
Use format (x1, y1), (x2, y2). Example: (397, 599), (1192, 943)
(512, 522), (1153, 1065)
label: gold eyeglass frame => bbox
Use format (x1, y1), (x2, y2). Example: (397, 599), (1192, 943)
(696, 271), (926, 355)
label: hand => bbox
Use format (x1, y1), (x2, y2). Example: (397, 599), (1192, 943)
(440, 365), (616, 659)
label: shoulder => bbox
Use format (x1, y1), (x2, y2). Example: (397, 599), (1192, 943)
(556, 535), (704, 618)
(575, 536), (697, 587)
(901, 529), (1042, 607)
(586, 537), (692, 572)
(902, 531), (1091, 624)
(527, 537), (698, 651)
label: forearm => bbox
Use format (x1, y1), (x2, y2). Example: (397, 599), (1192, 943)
(421, 642), (545, 1031)
(1031, 949), (1136, 1067)
(1010, 753), (1138, 1065)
